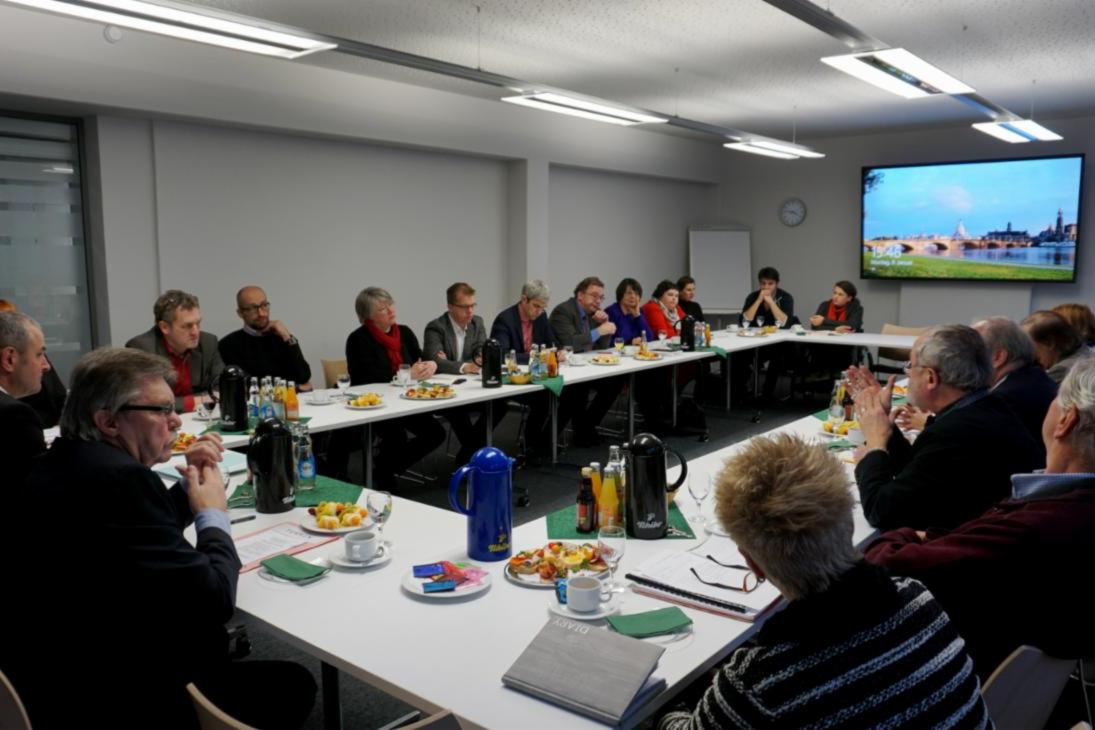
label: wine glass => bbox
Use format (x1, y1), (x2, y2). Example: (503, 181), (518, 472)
(756, 315), (766, 330)
(597, 525), (627, 593)
(563, 345), (574, 365)
(199, 397), (217, 421)
(688, 473), (711, 520)
(657, 330), (668, 348)
(613, 337), (625, 353)
(336, 373), (351, 399)
(367, 491), (393, 543)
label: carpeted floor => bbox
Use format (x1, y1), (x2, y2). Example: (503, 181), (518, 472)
(234, 384), (826, 729)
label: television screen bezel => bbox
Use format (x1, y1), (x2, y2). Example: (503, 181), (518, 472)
(860, 152), (1086, 284)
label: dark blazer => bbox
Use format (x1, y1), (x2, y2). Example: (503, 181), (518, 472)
(4, 438), (240, 727)
(0, 391), (47, 487)
(550, 297), (613, 352)
(20, 357), (66, 427)
(855, 392), (1041, 531)
(346, 323), (424, 385)
(993, 362), (1057, 465)
(422, 313), (487, 375)
(489, 303), (557, 364)
(740, 287), (795, 328)
(811, 298), (864, 332)
(126, 326), (225, 411)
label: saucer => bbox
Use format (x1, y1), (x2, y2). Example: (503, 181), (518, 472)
(328, 543), (393, 570)
(307, 398), (336, 406)
(548, 598), (620, 621)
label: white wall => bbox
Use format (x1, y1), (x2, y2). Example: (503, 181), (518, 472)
(548, 165), (719, 302)
(722, 114), (1095, 330)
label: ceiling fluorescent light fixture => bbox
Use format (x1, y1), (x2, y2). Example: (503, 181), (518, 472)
(972, 119), (1063, 143)
(723, 142), (799, 160)
(749, 139), (826, 159)
(821, 48), (974, 99)
(501, 92), (668, 126)
(1, 0), (336, 58)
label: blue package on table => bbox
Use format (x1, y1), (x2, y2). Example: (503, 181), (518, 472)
(413, 562), (445, 578)
(554, 578), (568, 604)
(423, 580), (457, 593)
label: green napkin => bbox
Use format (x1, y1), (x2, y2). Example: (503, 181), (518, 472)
(697, 345), (728, 358)
(203, 416), (310, 435)
(536, 375), (564, 397)
(606, 607), (693, 638)
(546, 502), (695, 540)
(228, 474), (362, 508)
(825, 438), (854, 451)
(260, 554), (328, 582)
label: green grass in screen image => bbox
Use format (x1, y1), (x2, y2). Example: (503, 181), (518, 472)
(862, 252), (1073, 281)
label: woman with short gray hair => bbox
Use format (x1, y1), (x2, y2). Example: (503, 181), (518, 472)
(659, 434), (991, 730)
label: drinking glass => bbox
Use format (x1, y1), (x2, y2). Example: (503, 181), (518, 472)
(367, 491), (393, 543)
(397, 364), (412, 385)
(614, 337), (625, 353)
(756, 315), (766, 329)
(597, 525), (627, 593)
(505, 349), (518, 373)
(657, 330), (668, 347)
(688, 472), (711, 520)
(199, 398), (217, 421)
(336, 373), (351, 398)
(563, 345), (574, 365)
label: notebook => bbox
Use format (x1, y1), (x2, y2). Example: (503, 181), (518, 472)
(502, 617), (666, 725)
(627, 546), (783, 621)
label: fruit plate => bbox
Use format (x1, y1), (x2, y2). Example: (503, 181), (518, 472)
(345, 403), (385, 410)
(505, 542), (610, 589)
(299, 517), (374, 535)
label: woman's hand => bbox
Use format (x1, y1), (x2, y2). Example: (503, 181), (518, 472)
(410, 359), (437, 380)
(809, 314), (824, 327)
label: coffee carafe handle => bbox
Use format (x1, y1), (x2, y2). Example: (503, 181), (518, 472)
(448, 464), (476, 516)
(665, 445), (688, 492)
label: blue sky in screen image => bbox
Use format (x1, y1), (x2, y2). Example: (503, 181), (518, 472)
(863, 157), (1083, 239)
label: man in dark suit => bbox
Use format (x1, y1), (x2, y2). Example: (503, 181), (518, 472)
(423, 282), (503, 462)
(489, 279), (557, 363)
(126, 289), (224, 413)
(974, 316), (1058, 465)
(850, 325), (1041, 531)
(550, 276), (623, 447)
(2, 348), (314, 729)
(0, 311), (51, 486)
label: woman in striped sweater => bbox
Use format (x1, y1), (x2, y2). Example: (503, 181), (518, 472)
(659, 434), (991, 730)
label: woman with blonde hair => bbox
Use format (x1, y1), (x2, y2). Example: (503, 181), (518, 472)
(659, 434), (989, 729)
(1051, 302), (1095, 348)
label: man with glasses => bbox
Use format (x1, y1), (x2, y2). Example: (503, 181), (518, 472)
(218, 285), (312, 388)
(126, 289), (224, 413)
(847, 324), (1040, 531)
(3, 348), (315, 728)
(551, 276), (622, 447)
(423, 282), (502, 462)
(659, 433), (990, 729)
(866, 357), (1095, 680)
(489, 279), (557, 363)
(0, 311), (51, 486)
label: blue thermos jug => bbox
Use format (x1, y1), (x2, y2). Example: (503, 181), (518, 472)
(448, 447), (514, 561)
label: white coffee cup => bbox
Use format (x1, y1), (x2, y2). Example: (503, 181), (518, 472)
(623, 345), (638, 356)
(344, 530), (379, 562)
(569, 354), (586, 366)
(311, 390), (331, 405)
(728, 324), (739, 333)
(846, 428), (866, 446)
(566, 576), (611, 613)
(791, 323), (804, 333)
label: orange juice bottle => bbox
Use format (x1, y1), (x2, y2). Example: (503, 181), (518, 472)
(704, 323), (712, 347)
(285, 380), (300, 421)
(547, 348), (558, 377)
(589, 462), (602, 503)
(598, 467), (620, 527)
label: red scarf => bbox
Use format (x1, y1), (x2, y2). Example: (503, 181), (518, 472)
(365, 320), (403, 374)
(826, 301), (848, 322)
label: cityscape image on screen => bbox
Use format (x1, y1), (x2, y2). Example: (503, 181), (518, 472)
(861, 154), (1084, 282)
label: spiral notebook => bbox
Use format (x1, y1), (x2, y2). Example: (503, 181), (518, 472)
(627, 548), (782, 621)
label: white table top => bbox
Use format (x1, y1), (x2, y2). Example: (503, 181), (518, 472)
(225, 409), (876, 729)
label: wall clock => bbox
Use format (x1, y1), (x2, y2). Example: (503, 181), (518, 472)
(779, 198), (807, 227)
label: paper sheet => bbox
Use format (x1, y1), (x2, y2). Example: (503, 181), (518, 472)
(234, 521), (338, 572)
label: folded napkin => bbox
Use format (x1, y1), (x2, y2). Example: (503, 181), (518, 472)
(261, 554), (328, 582)
(825, 438), (854, 451)
(607, 607), (693, 638)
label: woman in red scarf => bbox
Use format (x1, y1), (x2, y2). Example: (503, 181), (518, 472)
(809, 281), (863, 333)
(343, 287), (445, 490)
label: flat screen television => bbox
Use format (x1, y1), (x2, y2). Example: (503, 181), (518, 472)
(861, 154), (1084, 282)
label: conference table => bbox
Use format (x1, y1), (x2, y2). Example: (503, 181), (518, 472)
(182, 330), (911, 729)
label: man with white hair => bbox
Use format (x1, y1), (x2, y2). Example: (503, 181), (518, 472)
(973, 316), (1058, 461)
(0, 311), (51, 485)
(2, 348), (315, 729)
(866, 356), (1095, 678)
(849, 324), (1040, 531)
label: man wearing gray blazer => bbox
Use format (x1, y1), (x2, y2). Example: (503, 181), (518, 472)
(549, 276), (623, 447)
(126, 290), (224, 414)
(423, 283), (503, 462)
